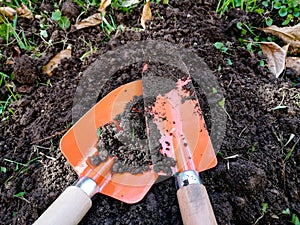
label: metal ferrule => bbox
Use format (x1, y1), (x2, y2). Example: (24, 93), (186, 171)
(75, 177), (98, 197)
(176, 170), (202, 189)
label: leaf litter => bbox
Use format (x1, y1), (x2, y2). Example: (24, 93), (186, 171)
(42, 47), (72, 76)
(258, 42), (289, 78)
(74, 0), (111, 30)
(0, 6), (16, 21)
(16, 3), (34, 21)
(141, 0), (152, 29)
(258, 23), (300, 77)
(260, 24), (300, 54)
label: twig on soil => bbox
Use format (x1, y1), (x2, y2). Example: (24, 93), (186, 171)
(224, 154), (241, 170)
(31, 128), (69, 144)
(224, 154), (240, 160)
(39, 152), (56, 161)
(238, 126), (248, 137)
(254, 203), (268, 225)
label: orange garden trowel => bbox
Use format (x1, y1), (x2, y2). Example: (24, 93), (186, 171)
(142, 63), (217, 225)
(34, 74), (217, 224)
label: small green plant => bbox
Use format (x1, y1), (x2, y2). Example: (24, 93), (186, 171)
(218, 97), (232, 120)
(281, 208), (291, 215)
(249, 142), (258, 152)
(280, 209), (300, 225)
(13, 191), (30, 203)
(267, 0), (300, 25)
(74, 0), (99, 12)
(284, 137), (299, 161)
(111, 0), (141, 13)
(51, 10), (70, 30)
(226, 58), (233, 66)
(214, 41), (231, 54)
(0, 72), (21, 120)
(13, 191), (25, 198)
(0, 166), (7, 173)
(291, 214), (300, 225)
(4, 156), (41, 183)
(212, 87), (218, 94)
(216, 0), (260, 16)
(217, 0), (299, 26)
(254, 202), (268, 224)
(156, 0), (169, 4)
(96, 127), (102, 137)
(236, 22), (257, 37)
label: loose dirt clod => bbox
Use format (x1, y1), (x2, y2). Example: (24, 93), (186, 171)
(89, 94), (176, 175)
(61, 1), (80, 21)
(13, 55), (37, 84)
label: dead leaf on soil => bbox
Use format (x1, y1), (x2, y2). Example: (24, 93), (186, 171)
(0, 6), (16, 22)
(16, 3), (34, 21)
(75, 0), (111, 30)
(141, 0), (152, 29)
(260, 24), (300, 54)
(43, 47), (72, 76)
(12, 46), (21, 58)
(258, 42), (289, 78)
(286, 57), (300, 75)
(98, 0), (111, 16)
(74, 13), (102, 30)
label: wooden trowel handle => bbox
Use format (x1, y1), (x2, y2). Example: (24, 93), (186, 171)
(33, 186), (92, 225)
(177, 183), (217, 225)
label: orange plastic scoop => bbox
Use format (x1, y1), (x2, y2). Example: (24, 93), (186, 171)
(34, 78), (217, 225)
(60, 80), (158, 204)
(34, 80), (158, 225)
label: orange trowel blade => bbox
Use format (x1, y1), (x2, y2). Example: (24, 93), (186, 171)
(141, 64), (217, 175)
(151, 79), (217, 173)
(60, 80), (158, 204)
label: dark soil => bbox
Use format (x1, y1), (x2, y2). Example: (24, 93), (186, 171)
(0, 1), (299, 225)
(90, 96), (158, 175)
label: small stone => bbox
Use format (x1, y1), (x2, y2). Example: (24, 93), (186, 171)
(90, 155), (101, 166)
(99, 150), (109, 162)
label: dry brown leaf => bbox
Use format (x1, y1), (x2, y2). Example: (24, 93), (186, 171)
(0, 6), (16, 22)
(260, 24), (300, 54)
(74, 13), (102, 30)
(98, 0), (111, 15)
(75, 0), (110, 30)
(12, 46), (21, 58)
(16, 3), (33, 20)
(259, 42), (289, 78)
(141, 0), (152, 29)
(43, 48), (72, 76)
(286, 57), (300, 75)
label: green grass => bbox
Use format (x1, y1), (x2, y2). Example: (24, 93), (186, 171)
(0, 72), (21, 120)
(216, 0), (300, 26)
(101, 14), (118, 37)
(284, 137), (299, 161)
(0, 15), (36, 51)
(3, 156), (41, 184)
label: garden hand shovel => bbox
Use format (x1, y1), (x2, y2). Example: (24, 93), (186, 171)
(142, 63), (218, 225)
(33, 81), (159, 225)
